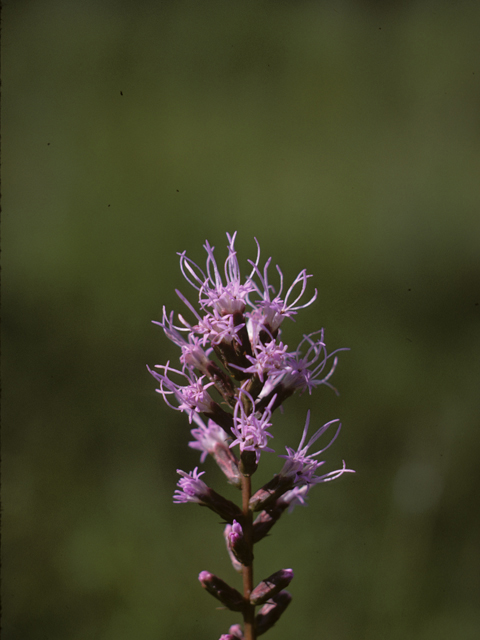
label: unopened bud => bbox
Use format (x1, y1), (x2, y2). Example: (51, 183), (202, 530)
(252, 503), (288, 543)
(228, 624), (244, 639)
(203, 488), (244, 524)
(218, 627), (244, 640)
(256, 591), (292, 636)
(212, 444), (242, 487)
(224, 524), (243, 573)
(226, 520), (253, 566)
(249, 474), (294, 511)
(250, 569), (294, 605)
(198, 571), (244, 612)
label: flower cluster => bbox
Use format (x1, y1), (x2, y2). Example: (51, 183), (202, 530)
(149, 233), (353, 639)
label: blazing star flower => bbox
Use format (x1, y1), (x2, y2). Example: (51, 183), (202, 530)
(278, 411), (341, 482)
(246, 256), (318, 336)
(229, 391), (276, 462)
(150, 232), (353, 637)
(173, 468), (209, 504)
(153, 307), (213, 371)
(278, 410), (354, 488)
(283, 330), (348, 395)
(179, 231), (259, 316)
(254, 331), (348, 412)
(230, 338), (289, 383)
(148, 363), (217, 422)
(189, 414), (230, 462)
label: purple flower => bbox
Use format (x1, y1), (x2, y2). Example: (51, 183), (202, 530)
(277, 485), (311, 513)
(173, 468), (209, 504)
(278, 411), (342, 483)
(178, 232), (258, 316)
(257, 330), (347, 405)
(228, 624), (244, 638)
(275, 411), (355, 508)
(230, 390), (276, 462)
(225, 625), (244, 639)
(153, 307), (212, 372)
(148, 363), (217, 422)
(246, 257), (317, 336)
(174, 468), (244, 521)
(228, 519), (243, 545)
(149, 232), (353, 636)
(230, 338), (288, 383)
(189, 415), (230, 462)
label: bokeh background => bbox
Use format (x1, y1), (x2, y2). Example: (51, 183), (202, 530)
(3, 1), (480, 638)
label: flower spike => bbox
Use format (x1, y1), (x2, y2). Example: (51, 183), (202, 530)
(148, 232), (353, 638)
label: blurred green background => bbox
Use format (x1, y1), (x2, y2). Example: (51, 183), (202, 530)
(3, 1), (480, 638)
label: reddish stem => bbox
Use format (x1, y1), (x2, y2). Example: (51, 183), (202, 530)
(241, 473), (256, 640)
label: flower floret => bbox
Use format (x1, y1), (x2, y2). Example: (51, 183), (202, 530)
(173, 467), (209, 503)
(230, 391), (276, 462)
(189, 414), (230, 462)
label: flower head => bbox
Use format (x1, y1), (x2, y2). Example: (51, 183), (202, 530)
(189, 414), (230, 462)
(229, 390), (276, 463)
(179, 232), (258, 316)
(173, 468), (209, 504)
(246, 257), (317, 337)
(148, 363), (217, 422)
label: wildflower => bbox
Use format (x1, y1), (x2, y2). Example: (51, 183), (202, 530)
(279, 411), (354, 487)
(173, 468), (244, 523)
(149, 232), (353, 637)
(229, 390), (276, 464)
(246, 257), (318, 337)
(179, 232), (259, 316)
(148, 362), (234, 431)
(148, 363), (216, 418)
(189, 415), (230, 463)
(189, 415), (241, 486)
(230, 338), (288, 384)
(256, 330), (348, 411)
(173, 468), (209, 504)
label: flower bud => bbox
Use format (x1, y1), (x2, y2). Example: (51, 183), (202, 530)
(255, 591), (292, 636)
(203, 488), (245, 523)
(212, 443), (242, 487)
(228, 624), (244, 638)
(198, 571), (244, 612)
(225, 520), (253, 566)
(218, 626), (244, 640)
(250, 569), (294, 606)
(224, 524), (243, 573)
(249, 474), (294, 511)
